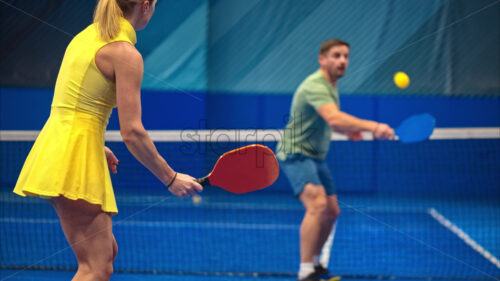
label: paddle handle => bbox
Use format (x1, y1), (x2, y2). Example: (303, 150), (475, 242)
(195, 176), (210, 187)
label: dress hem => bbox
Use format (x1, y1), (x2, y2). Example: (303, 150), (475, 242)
(13, 187), (118, 215)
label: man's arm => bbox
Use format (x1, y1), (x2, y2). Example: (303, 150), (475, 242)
(317, 103), (394, 139)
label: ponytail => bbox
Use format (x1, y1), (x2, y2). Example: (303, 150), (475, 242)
(94, 0), (151, 41)
(94, 0), (123, 41)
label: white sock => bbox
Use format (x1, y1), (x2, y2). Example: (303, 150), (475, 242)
(313, 255), (320, 267)
(298, 263), (314, 279)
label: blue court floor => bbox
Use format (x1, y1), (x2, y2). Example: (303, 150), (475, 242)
(1, 192), (499, 281)
(1, 269), (461, 281)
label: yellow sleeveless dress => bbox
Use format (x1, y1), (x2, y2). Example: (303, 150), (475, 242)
(13, 18), (137, 215)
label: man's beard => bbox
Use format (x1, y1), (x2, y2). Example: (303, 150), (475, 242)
(329, 69), (345, 81)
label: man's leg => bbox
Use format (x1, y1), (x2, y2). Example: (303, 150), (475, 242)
(298, 183), (329, 279)
(315, 195), (340, 258)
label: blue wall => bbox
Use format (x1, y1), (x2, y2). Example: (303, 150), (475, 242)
(0, 88), (206, 130)
(206, 93), (500, 129)
(2, 88), (499, 130)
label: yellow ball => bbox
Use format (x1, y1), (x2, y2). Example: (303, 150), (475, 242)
(192, 194), (202, 205)
(394, 71), (410, 89)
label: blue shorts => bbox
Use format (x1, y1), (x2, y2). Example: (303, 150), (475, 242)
(278, 154), (336, 196)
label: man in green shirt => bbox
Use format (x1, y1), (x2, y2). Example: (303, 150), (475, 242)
(277, 39), (394, 281)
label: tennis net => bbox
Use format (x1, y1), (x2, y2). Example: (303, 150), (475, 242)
(1, 128), (499, 279)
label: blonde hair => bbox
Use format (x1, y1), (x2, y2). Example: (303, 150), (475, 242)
(93, 0), (144, 41)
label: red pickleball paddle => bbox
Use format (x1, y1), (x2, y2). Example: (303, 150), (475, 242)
(195, 144), (279, 193)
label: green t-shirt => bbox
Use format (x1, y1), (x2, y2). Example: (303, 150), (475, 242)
(277, 70), (340, 160)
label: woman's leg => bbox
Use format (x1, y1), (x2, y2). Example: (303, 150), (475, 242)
(48, 197), (115, 281)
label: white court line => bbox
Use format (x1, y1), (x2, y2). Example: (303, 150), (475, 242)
(428, 208), (500, 269)
(0, 217), (299, 230)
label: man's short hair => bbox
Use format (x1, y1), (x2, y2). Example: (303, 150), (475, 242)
(320, 39), (350, 55)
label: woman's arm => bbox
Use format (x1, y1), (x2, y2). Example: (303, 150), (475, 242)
(98, 42), (201, 197)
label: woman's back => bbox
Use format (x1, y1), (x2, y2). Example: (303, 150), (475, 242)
(52, 18), (137, 122)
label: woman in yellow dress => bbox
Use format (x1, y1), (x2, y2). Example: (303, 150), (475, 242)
(13, 0), (203, 280)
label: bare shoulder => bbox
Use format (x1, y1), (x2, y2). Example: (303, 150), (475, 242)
(102, 41), (142, 67)
(96, 42), (142, 80)
(115, 42), (142, 65)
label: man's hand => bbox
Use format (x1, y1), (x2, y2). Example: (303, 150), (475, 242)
(373, 123), (395, 140)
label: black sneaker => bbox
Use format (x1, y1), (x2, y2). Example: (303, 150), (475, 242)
(314, 265), (341, 281)
(314, 265), (330, 277)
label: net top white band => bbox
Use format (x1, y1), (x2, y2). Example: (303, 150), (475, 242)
(1, 128), (499, 142)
